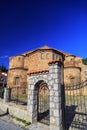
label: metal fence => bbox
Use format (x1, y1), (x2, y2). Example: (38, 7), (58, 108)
(65, 80), (87, 130)
(11, 86), (27, 105)
(0, 83), (5, 98)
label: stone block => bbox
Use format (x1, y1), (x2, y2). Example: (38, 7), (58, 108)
(30, 85), (34, 90)
(54, 79), (59, 84)
(53, 109), (60, 117)
(55, 117), (61, 126)
(54, 96), (58, 103)
(50, 117), (56, 124)
(50, 125), (61, 130)
(53, 84), (58, 90)
(49, 80), (54, 86)
(50, 91), (54, 96)
(54, 91), (59, 96)
(48, 75), (52, 80)
(50, 102), (55, 108)
(50, 96), (53, 102)
(52, 73), (58, 79)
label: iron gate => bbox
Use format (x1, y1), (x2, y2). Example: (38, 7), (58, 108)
(65, 80), (87, 130)
(37, 81), (50, 125)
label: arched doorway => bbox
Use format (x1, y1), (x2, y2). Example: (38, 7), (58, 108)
(37, 81), (50, 125)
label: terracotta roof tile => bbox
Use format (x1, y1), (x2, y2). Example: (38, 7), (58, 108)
(48, 59), (62, 64)
(21, 45), (65, 57)
(27, 70), (49, 75)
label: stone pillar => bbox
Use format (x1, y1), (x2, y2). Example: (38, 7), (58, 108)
(27, 83), (34, 123)
(48, 61), (65, 130)
(4, 88), (11, 102)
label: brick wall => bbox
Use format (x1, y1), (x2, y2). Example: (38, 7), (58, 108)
(64, 67), (81, 85)
(7, 69), (27, 88)
(7, 46), (85, 88)
(9, 55), (24, 69)
(7, 48), (63, 88)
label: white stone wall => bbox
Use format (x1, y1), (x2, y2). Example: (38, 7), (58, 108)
(27, 61), (65, 130)
(0, 99), (32, 122)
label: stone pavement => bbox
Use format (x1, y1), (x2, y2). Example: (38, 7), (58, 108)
(27, 123), (50, 130)
(0, 120), (22, 130)
(0, 109), (23, 130)
(0, 109), (49, 130)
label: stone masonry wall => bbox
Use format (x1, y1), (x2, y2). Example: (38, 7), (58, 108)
(27, 61), (65, 130)
(8, 46), (85, 89)
(8, 49), (63, 88)
(28, 50), (62, 72)
(0, 99), (31, 122)
(7, 69), (27, 88)
(64, 55), (82, 84)
(9, 55), (24, 69)
(64, 67), (81, 85)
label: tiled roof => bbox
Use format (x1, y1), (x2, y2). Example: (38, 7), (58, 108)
(10, 45), (72, 57)
(22, 45), (65, 57)
(28, 70), (49, 75)
(49, 60), (62, 64)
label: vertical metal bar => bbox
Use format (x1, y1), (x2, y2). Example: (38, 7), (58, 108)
(75, 83), (79, 129)
(17, 87), (18, 104)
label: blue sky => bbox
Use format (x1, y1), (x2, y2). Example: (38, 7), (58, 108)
(0, 0), (87, 68)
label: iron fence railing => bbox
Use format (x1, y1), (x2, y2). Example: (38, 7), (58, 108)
(11, 86), (27, 105)
(0, 86), (4, 98)
(65, 80), (87, 130)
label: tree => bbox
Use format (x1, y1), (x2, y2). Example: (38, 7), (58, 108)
(82, 58), (87, 65)
(0, 64), (8, 72)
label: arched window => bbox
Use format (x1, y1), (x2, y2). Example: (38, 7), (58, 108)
(14, 76), (20, 85)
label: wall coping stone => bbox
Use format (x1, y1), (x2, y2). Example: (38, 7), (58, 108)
(48, 60), (62, 65)
(27, 70), (49, 75)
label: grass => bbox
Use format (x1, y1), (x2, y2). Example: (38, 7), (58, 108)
(12, 94), (27, 99)
(10, 115), (31, 126)
(18, 94), (27, 99)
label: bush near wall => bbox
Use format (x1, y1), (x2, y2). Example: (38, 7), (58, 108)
(82, 58), (87, 65)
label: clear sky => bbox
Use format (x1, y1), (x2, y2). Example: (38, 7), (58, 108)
(0, 0), (87, 69)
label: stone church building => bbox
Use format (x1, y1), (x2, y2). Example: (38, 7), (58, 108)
(5, 45), (87, 129)
(7, 45), (87, 88)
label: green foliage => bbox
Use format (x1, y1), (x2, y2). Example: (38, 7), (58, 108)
(0, 64), (8, 72)
(82, 58), (87, 65)
(10, 115), (31, 126)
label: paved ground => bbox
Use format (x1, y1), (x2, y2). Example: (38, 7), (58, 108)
(28, 123), (49, 130)
(0, 109), (24, 130)
(0, 109), (49, 130)
(0, 120), (22, 130)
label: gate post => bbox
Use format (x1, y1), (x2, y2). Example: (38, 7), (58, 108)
(48, 60), (65, 130)
(4, 88), (11, 102)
